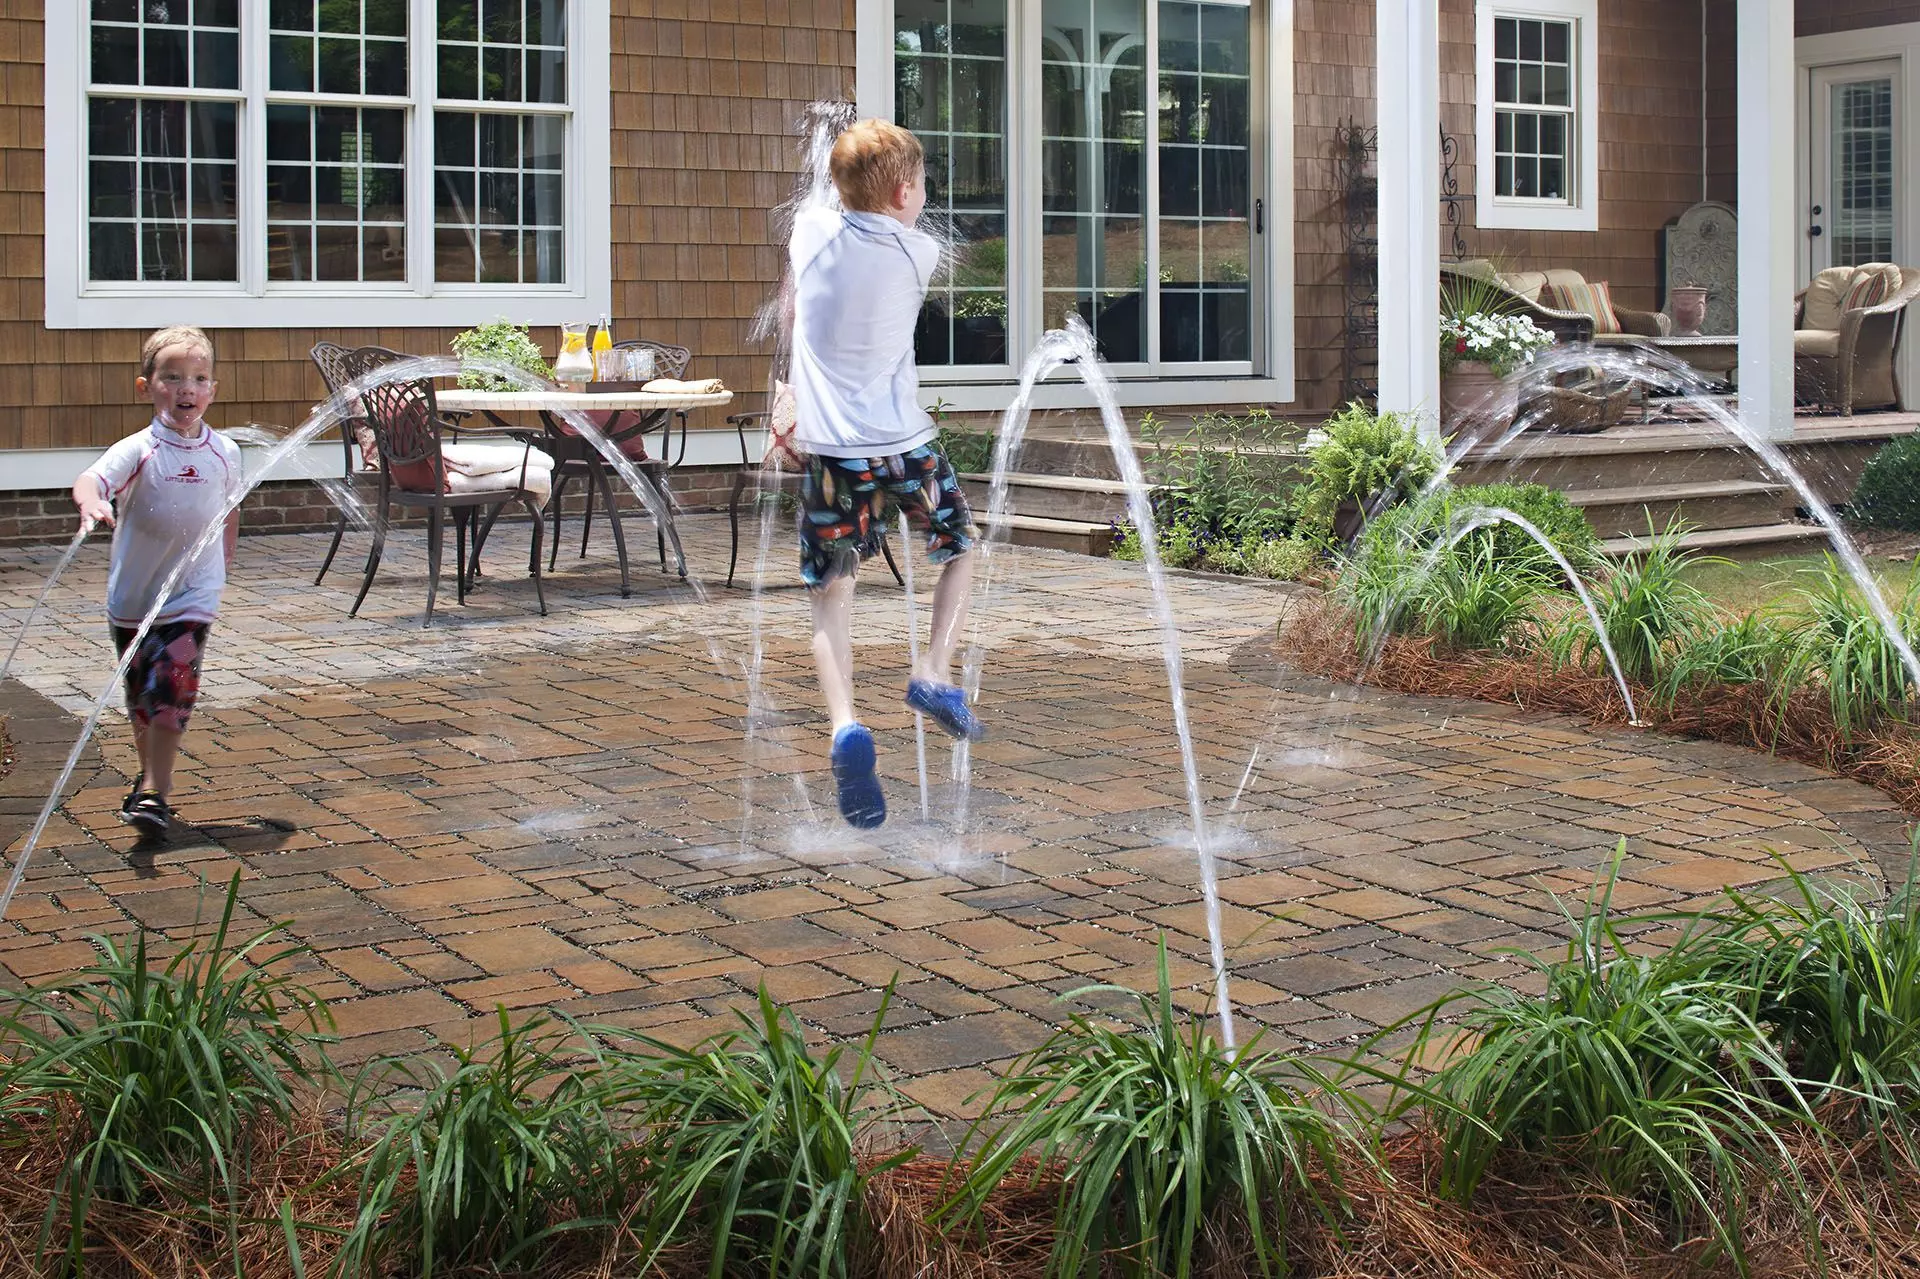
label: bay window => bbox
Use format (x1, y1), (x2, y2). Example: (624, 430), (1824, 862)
(48, 0), (610, 328)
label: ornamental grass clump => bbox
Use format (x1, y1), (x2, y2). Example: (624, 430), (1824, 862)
(1427, 848), (1814, 1265)
(1696, 856), (1920, 1128)
(0, 873), (334, 1269)
(1547, 520), (1715, 685)
(334, 1009), (642, 1278)
(616, 985), (913, 1279)
(941, 942), (1353, 1279)
(1777, 556), (1920, 742)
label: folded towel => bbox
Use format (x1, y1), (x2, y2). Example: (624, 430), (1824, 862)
(440, 441), (554, 478)
(641, 376), (727, 396)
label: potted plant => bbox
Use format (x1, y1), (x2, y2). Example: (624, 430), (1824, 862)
(450, 319), (555, 391)
(1301, 401), (1443, 543)
(1439, 275), (1554, 432)
(1666, 279), (1709, 336)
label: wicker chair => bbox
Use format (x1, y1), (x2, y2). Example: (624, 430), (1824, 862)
(1441, 261), (1672, 347)
(342, 345), (550, 625)
(1793, 263), (1920, 414)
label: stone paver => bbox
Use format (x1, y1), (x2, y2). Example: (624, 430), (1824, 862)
(0, 515), (1915, 1103)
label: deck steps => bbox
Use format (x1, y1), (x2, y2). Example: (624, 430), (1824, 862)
(958, 470), (1151, 526)
(1560, 479), (1793, 539)
(1598, 521), (1829, 561)
(977, 509), (1116, 556)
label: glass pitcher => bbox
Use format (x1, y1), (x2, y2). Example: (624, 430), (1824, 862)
(553, 322), (593, 387)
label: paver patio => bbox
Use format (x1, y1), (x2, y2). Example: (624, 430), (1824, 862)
(2, 514), (1915, 1118)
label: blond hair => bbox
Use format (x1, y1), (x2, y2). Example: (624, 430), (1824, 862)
(141, 325), (215, 377)
(829, 119), (925, 214)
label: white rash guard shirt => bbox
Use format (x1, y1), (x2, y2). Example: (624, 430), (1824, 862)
(789, 206), (942, 459)
(82, 419), (244, 629)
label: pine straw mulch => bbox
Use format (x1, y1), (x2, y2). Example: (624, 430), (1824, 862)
(12, 1110), (1920, 1279)
(1279, 597), (1920, 817)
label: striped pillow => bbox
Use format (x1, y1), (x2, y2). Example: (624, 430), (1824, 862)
(1544, 279), (1622, 336)
(1842, 264), (1897, 314)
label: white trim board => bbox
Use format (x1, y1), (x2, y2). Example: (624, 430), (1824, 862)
(43, 0), (613, 329)
(0, 430), (768, 494)
(1796, 21), (1920, 410)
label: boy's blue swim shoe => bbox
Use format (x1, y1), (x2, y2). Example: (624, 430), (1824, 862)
(831, 724), (886, 829)
(905, 679), (984, 742)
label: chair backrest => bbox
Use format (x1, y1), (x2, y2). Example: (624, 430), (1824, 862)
(611, 338), (691, 380)
(340, 346), (443, 472)
(310, 341), (374, 469)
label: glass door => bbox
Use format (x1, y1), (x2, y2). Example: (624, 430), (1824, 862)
(1811, 60), (1900, 271)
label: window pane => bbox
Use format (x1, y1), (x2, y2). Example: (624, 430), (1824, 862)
(1199, 3), (1246, 75)
(92, 223), (137, 279)
(319, 35), (361, 92)
(194, 30), (239, 88)
(527, 0), (565, 46)
(1544, 63), (1568, 107)
(439, 44), (479, 98)
(1544, 19), (1568, 63)
(438, 0), (477, 41)
(266, 106), (408, 281)
(1519, 18), (1541, 60)
(320, 0), (360, 33)
(92, 161), (136, 216)
(191, 221), (237, 281)
(145, 27), (191, 86)
(365, 39), (406, 93)
(528, 49), (565, 103)
(94, 0), (139, 20)
(90, 97), (137, 156)
(271, 35), (315, 91)
(365, 0), (407, 37)
(1495, 17), (1516, 59)
(271, 0), (314, 27)
(434, 110), (566, 283)
(91, 25), (139, 84)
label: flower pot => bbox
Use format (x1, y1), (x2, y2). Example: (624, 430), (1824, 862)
(1332, 491), (1387, 543)
(1441, 360), (1519, 432)
(1668, 285), (1708, 337)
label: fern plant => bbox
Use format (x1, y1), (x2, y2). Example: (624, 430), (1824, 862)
(1299, 401), (1441, 539)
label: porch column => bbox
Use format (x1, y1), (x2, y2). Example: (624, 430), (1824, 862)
(1736, 0), (1796, 441)
(1375, 0), (1442, 439)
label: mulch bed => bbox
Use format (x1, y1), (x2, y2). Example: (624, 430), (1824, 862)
(1279, 597), (1920, 818)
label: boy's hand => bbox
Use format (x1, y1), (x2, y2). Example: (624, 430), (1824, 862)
(76, 496), (114, 529)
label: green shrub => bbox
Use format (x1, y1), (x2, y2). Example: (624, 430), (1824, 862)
(1851, 431), (1920, 531)
(1341, 506), (1555, 653)
(1297, 401), (1442, 538)
(1113, 516), (1205, 569)
(1777, 556), (1920, 741)
(617, 986), (913, 1279)
(1214, 533), (1321, 580)
(1360, 483), (1601, 581)
(936, 426), (996, 476)
(1137, 407), (1304, 545)
(337, 1009), (641, 1277)
(0, 874), (334, 1269)
(942, 942), (1350, 1279)
(1427, 849), (1810, 1262)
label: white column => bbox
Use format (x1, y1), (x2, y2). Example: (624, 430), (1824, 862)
(1737, 0), (1796, 441)
(1376, 0), (1442, 439)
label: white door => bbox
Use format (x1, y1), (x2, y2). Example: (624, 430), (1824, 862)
(1810, 59), (1901, 271)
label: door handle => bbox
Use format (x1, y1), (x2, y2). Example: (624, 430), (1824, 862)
(1254, 199), (1263, 234)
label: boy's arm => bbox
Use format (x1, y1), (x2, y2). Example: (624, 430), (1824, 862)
(71, 472), (114, 529)
(223, 511), (239, 566)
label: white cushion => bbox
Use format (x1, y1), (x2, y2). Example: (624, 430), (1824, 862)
(1801, 267), (1854, 331)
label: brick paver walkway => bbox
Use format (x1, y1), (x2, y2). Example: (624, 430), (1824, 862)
(2, 516), (1914, 1117)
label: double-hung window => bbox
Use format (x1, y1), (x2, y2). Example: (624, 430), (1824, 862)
(868, 0), (1292, 406)
(48, 1), (610, 328)
(1474, 0), (1598, 232)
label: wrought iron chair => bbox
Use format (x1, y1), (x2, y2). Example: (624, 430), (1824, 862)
(724, 408), (902, 588)
(545, 338), (692, 591)
(308, 341), (384, 586)
(341, 345), (549, 625)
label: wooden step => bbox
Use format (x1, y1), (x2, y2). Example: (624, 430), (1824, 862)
(1598, 521), (1829, 561)
(980, 510), (1115, 556)
(1560, 479), (1794, 539)
(959, 471), (1157, 523)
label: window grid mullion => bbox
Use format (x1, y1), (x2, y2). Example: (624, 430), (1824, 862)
(1145, 0), (1161, 369)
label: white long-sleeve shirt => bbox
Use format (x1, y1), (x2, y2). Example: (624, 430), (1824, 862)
(81, 420), (243, 628)
(788, 206), (941, 458)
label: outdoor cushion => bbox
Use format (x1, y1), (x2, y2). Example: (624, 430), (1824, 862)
(1793, 328), (1842, 358)
(1498, 270), (1549, 302)
(1843, 262), (1901, 314)
(1544, 277), (1622, 335)
(1801, 266), (1855, 331)
(765, 379), (804, 471)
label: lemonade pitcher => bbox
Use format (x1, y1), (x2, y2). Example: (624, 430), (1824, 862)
(554, 322), (593, 387)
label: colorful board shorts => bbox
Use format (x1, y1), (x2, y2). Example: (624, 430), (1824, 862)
(799, 442), (978, 586)
(111, 621), (211, 733)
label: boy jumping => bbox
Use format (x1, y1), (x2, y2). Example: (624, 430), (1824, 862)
(789, 118), (982, 829)
(71, 325), (242, 836)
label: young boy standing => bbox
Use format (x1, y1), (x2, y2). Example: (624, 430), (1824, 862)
(789, 118), (982, 829)
(71, 325), (242, 836)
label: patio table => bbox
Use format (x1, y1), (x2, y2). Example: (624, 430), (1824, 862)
(435, 386), (732, 594)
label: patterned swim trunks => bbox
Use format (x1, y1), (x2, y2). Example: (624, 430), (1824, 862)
(111, 620), (211, 732)
(799, 442), (977, 586)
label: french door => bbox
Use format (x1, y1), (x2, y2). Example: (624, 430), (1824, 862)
(1810, 59), (1900, 271)
(894, 0), (1266, 379)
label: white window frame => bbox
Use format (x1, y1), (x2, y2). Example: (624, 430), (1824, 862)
(857, 0), (1294, 411)
(1474, 0), (1598, 233)
(44, 0), (611, 329)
